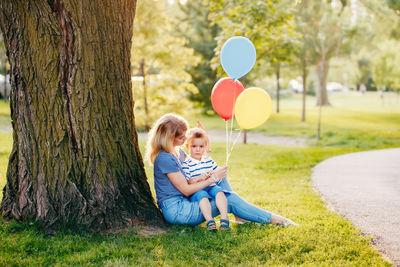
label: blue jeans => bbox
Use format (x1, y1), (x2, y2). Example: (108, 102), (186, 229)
(159, 179), (271, 226)
(189, 185), (225, 202)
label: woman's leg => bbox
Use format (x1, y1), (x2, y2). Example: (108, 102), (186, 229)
(218, 179), (248, 223)
(218, 178), (233, 192)
(226, 192), (288, 225)
(161, 195), (291, 226)
(215, 192), (229, 221)
(161, 196), (220, 226)
(199, 197), (213, 222)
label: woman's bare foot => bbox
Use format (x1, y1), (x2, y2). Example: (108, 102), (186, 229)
(270, 214), (298, 227)
(232, 216), (249, 224)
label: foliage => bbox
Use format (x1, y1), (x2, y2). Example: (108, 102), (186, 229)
(206, 0), (296, 85)
(372, 39), (400, 91)
(387, 0), (400, 13)
(0, 139), (391, 266)
(298, 0), (361, 105)
(131, 0), (200, 130)
(174, 0), (220, 113)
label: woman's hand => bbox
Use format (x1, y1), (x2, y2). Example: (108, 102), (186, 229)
(210, 165), (228, 181)
(167, 171), (215, 197)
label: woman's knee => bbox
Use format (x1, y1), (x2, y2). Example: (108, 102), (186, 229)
(225, 193), (240, 211)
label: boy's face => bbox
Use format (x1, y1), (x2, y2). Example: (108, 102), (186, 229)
(189, 138), (206, 160)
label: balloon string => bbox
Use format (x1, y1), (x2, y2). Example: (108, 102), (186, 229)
(228, 81), (236, 145)
(225, 120), (229, 163)
(227, 130), (242, 162)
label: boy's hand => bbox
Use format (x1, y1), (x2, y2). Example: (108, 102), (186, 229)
(213, 164), (228, 181)
(197, 120), (207, 132)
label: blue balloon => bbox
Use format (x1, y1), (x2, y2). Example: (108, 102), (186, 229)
(220, 36), (256, 80)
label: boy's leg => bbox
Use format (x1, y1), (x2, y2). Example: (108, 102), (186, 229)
(215, 191), (229, 221)
(199, 197), (213, 222)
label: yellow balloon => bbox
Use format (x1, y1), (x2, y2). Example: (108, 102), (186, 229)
(234, 87), (272, 129)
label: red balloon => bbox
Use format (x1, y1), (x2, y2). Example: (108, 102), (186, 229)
(211, 77), (245, 120)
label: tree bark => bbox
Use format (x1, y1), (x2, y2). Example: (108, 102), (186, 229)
(316, 59), (330, 106)
(139, 58), (149, 132)
(0, 0), (165, 232)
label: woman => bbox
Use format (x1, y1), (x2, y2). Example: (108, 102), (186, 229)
(146, 113), (297, 227)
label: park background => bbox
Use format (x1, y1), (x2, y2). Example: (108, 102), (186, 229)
(0, 0), (400, 266)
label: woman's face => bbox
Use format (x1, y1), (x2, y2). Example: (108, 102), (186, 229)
(173, 131), (187, 147)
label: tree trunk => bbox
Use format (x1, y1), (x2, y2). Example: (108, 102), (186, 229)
(140, 58), (149, 132)
(301, 59), (307, 122)
(276, 63), (281, 113)
(0, 0), (164, 232)
(316, 59), (330, 106)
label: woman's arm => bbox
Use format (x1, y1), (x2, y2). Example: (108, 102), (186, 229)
(167, 172), (214, 197)
(187, 173), (211, 184)
(167, 166), (228, 197)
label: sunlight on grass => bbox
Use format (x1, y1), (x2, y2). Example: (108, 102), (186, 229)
(0, 100), (10, 117)
(0, 132), (12, 200)
(0, 95), (396, 265)
(0, 140), (391, 265)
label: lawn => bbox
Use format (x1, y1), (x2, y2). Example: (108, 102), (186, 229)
(0, 94), (397, 265)
(187, 92), (400, 149)
(0, 142), (391, 266)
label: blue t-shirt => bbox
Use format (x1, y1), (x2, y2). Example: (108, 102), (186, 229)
(153, 150), (187, 206)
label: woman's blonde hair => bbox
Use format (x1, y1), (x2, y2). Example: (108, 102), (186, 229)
(146, 113), (189, 164)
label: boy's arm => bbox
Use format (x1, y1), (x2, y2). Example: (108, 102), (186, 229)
(205, 156), (218, 171)
(187, 173), (212, 184)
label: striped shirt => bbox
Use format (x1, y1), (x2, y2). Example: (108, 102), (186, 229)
(182, 156), (218, 185)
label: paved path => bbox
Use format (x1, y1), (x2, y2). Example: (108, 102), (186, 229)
(138, 130), (309, 147)
(312, 148), (400, 266)
(2, 126), (309, 147)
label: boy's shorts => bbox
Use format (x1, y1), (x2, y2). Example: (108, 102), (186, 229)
(189, 185), (227, 202)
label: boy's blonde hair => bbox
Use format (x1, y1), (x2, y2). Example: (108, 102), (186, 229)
(146, 113), (189, 164)
(186, 128), (210, 148)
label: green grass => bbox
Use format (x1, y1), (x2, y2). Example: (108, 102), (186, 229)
(0, 95), (396, 265)
(0, 101), (11, 131)
(187, 92), (400, 149)
(0, 141), (391, 266)
(0, 100), (10, 116)
(0, 132), (12, 200)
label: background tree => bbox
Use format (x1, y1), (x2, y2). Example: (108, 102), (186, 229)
(386, 0), (400, 12)
(303, 0), (358, 106)
(207, 0), (295, 87)
(0, 0), (164, 232)
(293, 0), (312, 121)
(131, 0), (199, 131)
(268, 34), (296, 114)
(174, 0), (220, 113)
(206, 0), (294, 143)
(372, 39), (400, 93)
